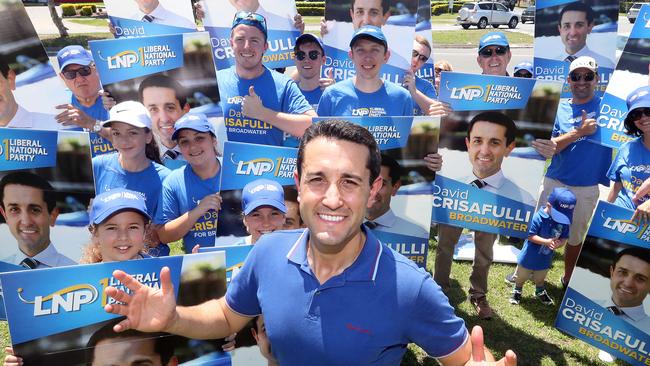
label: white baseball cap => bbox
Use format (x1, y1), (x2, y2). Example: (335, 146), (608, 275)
(569, 56), (598, 74)
(102, 101), (152, 129)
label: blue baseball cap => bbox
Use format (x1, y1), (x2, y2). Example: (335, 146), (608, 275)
(231, 11), (268, 39)
(514, 61), (533, 74)
(295, 33), (325, 54)
(171, 113), (215, 141)
(349, 25), (388, 49)
(57, 45), (93, 70)
(625, 85), (650, 126)
(547, 187), (576, 225)
(242, 179), (286, 215)
(478, 32), (509, 52)
(90, 188), (150, 225)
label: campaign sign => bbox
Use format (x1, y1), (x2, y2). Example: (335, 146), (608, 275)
(0, 252), (230, 365)
(432, 80), (562, 238)
(323, 0), (417, 83)
(557, 201), (650, 363)
(0, 0), (77, 126)
(104, 0), (196, 38)
(438, 73), (536, 111)
(0, 262), (24, 321)
(314, 116), (436, 267)
(198, 244), (254, 283)
(414, 0), (435, 87)
(0, 130), (94, 264)
(589, 4), (650, 149)
(216, 141), (298, 243)
(533, 0), (618, 98)
(203, 0), (301, 69)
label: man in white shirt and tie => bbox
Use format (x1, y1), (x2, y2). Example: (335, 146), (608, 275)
(131, 0), (196, 29)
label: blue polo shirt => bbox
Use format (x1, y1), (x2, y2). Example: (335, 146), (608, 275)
(317, 78), (413, 117)
(226, 227), (468, 364)
(607, 138), (650, 209)
(517, 208), (569, 271)
(413, 76), (437, 116)
(70, 92), (114, 156)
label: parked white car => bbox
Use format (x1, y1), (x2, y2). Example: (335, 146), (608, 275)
(457, 2), (519, 29)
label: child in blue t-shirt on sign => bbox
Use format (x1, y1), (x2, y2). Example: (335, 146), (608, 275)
(510, 187), (576, 306)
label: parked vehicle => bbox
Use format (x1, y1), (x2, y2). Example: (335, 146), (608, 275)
(521, 5), (535, 23)
(627, 3), (644, 23)
(457, 2), (519, 29)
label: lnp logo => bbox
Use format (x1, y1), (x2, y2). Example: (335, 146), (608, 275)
(602, 216), (639, 235)
(18, 284), (98, 316)
(101, 50), (140, 69)
(448, 85), (484, 101)
(232, 154), (275, 176)
(227, 96), (245, 104)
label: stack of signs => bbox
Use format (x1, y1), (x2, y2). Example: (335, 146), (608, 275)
(89, 31), (224, 169)
(533, 0), (618, 97)
(202, 0), (301, 69)
(104, 0), (197, 38)
(0, 0), (73, 130)
(216, 141), (297, 246)
(435, 73), (562, 239)
(590, 4), (650, 149)
(556, 201), (650, 364)
(323, 0), (416, 83)
(0, 129), (94, 265)
(314, 116), (436, 268)
(0, 253), (231, 365)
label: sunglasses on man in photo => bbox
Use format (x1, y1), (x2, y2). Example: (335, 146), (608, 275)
(568, 72), (596, 82)
(478, 46), (508, 58)
(296, 50), (321, 61)
(62, 66), (92, 80)
(628, 108), (650, 121)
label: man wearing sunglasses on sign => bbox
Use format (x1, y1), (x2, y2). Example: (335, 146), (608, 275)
(527, 56), (612, 288)
(513, 62), (534, 78)
(55, 45), (111, 137)
(218, 12), (315, 147)
(476, 32), (512, 76)
(403, 35), (437, 116)
(293, 33), (334, 111)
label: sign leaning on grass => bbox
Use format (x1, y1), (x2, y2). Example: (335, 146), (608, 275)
(557, 201), (650, 364)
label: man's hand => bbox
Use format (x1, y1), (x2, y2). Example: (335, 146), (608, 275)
(4, 346), (21, 366)
(633, 200), (650, 223)
(403, 70), (417, 95)
(424, 152), (443, 172)
(531, 139), (556, 159)
(319, 68), (335, 90)
(55, 104), (95, 129)
(575, 110), (597, 137)
(104, 267), (178, 333)
(242, 86), (267, 120)
(294, 13), (305, 33)
(195, 193), (222, 215)
(466, 326), (517, 366)
(428, 100), (452, 117)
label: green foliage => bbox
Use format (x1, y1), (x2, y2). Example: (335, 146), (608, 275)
(61, 4), (77, 17)
(297, 6), (325, 16)
(80, 6), (93, 16)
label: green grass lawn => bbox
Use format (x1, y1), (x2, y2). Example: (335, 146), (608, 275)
(0, 236), (626, 365)
(39, 32), (113, 49)
(66, 18), (110, 27)
(432, 29), (533, 46)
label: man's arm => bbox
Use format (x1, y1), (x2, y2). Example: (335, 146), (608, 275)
(553, 110), (597, 153)
(607, 181), (622, 204)
(105, 267), (252, 339)
(404, 70), (434, 113)
(242, 85), (315, 138)
(156, 193), (222, 244)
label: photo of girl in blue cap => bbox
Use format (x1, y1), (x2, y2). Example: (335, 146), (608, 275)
(81, 188), (152, 263)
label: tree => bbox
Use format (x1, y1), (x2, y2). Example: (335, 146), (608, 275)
(47, 0), (68, 38)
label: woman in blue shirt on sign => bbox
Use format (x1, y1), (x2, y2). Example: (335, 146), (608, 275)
(154, 114), (223, 253)
(92, 101), (171, 256)
(607, 86), (650, 217)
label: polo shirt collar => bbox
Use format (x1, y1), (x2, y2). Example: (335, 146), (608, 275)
(286, 226), (383, 282)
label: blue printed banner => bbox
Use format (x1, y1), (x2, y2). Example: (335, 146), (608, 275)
(556, 288), (650, 364)
(89, 133), (115, 158)
(431, 175), (535, 238)
(198, 244), (254, 283)
(0, 129), (58, 171)
(587, 201), (650, 249)
(373, 230), (428, 268)
(90, 34), (185, 85)
(109, 16), (196, 39)
(313, 116), (415, 150)
(0, 262), (25, 321)
(438, 73), (535, 111)
(630, 5), (650, 40)
(220, 141), (297, 191)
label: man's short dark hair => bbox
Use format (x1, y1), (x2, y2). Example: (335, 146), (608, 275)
(0, 171), (56, 213)
(381, 154), (402, 185)
(558, 2), (595, 25)
(0, 56), (10, 79)
(467, 111), (517, 145)
(138, 74), (188, 109)
(297, 120), (381, 185)
(613, 247), (650, 269)
(86, 318), (175, 365)
(351, 0), (391, 15)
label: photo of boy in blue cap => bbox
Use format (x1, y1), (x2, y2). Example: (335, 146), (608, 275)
(510, 187), (577, 306)
(238, 178), (287, 245)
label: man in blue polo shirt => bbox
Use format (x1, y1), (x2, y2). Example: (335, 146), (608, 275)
(218, 12), (315, 146)
(103, 120), (517, 366)
(317, 25), (413, 117)
(404, 35), (437, 115)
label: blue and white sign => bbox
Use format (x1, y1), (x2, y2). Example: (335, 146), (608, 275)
(438, 73), (535, 111)
(221, 141), (297, 191)
(104, 0), (196, 38)
(0, 129), (57, 171)
(588, 201), (650, 249)
(198, 244), (254, 283)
